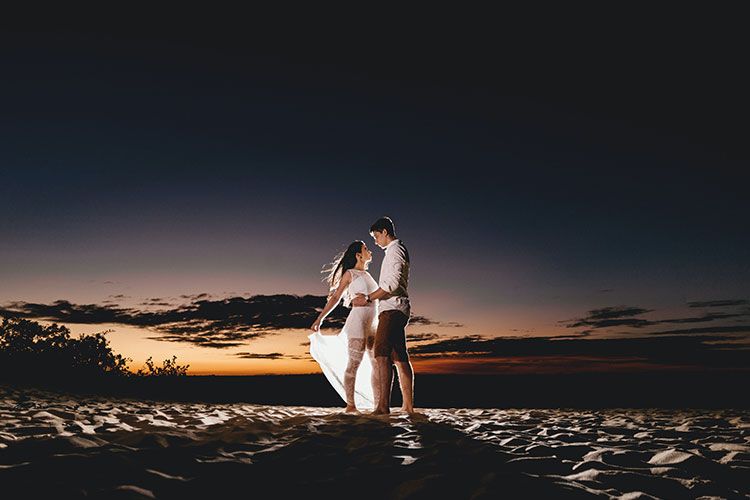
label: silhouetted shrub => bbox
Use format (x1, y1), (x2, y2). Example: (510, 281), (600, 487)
(135, 356), (190, 377)
(0, 317), (187, 385)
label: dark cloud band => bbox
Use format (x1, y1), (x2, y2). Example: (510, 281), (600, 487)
(562, 302), (750, 332)
(410, 332), (750, 369)
(0, 295), (350, 349)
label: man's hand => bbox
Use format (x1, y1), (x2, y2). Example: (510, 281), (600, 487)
(351, 293), (368, 307)
(310, 318), (322, 331)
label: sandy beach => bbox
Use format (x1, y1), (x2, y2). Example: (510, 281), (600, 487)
(0, 386), (748, 499)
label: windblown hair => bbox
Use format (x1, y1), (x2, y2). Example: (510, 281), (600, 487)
(370, 216), (396, 237)
(322, 240), (364, 306)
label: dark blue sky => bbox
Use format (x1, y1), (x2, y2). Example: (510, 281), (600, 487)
(1, 11), (748, 373)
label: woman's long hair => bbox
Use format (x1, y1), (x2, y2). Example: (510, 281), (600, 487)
(322, 240), (364, 306)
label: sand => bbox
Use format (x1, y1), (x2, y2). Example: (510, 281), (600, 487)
(0, 386), (748, 499)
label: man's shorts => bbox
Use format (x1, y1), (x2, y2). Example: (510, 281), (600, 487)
(373, 310), (409, 361)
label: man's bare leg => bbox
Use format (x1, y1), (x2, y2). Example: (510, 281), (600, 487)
(395, 360), (414, 413)
(373, 356), (393, 414)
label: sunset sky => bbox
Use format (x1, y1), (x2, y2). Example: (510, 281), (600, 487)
(1, 15), (748, 375)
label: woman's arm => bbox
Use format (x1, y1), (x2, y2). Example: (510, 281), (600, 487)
(310, 271), (352, 331)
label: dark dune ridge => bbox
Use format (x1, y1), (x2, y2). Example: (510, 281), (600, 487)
(1, 386), (748, 499)
(11, 371), (749, 409)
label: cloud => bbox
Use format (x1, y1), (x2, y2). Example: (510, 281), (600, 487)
(179, 293), (212, 300)
(190, 341), (247, 349)
(88, 280), (120, 285)
(656, 312), (749, 325)
(235, 352), (285, 359)
(687, 299), (749, 308)
(647, 325), (750, 336)
(235, 352), (312, 361)
(561, 306), (654, 329)
(410, 316), (464, 328)
(406, 332), (441, 342)
(553, 329), (593, 339)
(139, 298), (176, 307)
(562, 303), (750, 332)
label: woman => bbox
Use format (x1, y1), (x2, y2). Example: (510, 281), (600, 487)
(309, 240), (379, 412)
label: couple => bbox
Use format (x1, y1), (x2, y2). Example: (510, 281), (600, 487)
(309, 216), (414, 415)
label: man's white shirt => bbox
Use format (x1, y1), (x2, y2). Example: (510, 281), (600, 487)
(378, 239), (410, 317)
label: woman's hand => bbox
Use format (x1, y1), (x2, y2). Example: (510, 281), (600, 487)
(310, 318), (322, 332)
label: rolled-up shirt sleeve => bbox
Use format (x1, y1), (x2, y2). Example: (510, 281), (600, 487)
(379, 245), (406, 293)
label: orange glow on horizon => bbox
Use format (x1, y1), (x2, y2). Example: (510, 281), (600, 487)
(120, 355), (725, 376)
(32, 321), (745, 377)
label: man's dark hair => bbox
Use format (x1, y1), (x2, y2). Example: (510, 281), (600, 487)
(370, 216), (396, 237)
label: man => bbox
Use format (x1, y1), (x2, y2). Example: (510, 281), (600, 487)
(352, 216), (414, 414)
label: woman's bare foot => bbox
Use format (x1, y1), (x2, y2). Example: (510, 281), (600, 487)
(371, 406), (390, 415)
(399, 406), (417, 415)
(344, 404), (359, 414)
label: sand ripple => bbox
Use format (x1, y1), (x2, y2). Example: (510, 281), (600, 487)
(1, 387), (748, 499)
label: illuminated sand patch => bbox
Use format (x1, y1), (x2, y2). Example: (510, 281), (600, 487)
(0, 387), (748, 498)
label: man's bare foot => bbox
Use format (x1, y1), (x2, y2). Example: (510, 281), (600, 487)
(344, 405), (359, 414)
(371, 407), (390, 415)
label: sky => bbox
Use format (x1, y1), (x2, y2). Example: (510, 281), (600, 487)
(1, 12), (749, 375)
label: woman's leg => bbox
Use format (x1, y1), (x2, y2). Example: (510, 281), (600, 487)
(366, 342), (380, 408)
(345, 338), (365, 411)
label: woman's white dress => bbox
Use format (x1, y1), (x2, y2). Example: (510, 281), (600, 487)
(308, 269), (379, 409)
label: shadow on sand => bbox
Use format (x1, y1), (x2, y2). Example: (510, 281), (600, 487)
(0, 405), (586, 499)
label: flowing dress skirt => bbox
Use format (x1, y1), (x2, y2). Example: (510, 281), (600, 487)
(308, 329), (375, 409)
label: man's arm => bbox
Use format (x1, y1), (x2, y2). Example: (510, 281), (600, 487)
(351, 287), (389, 307)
